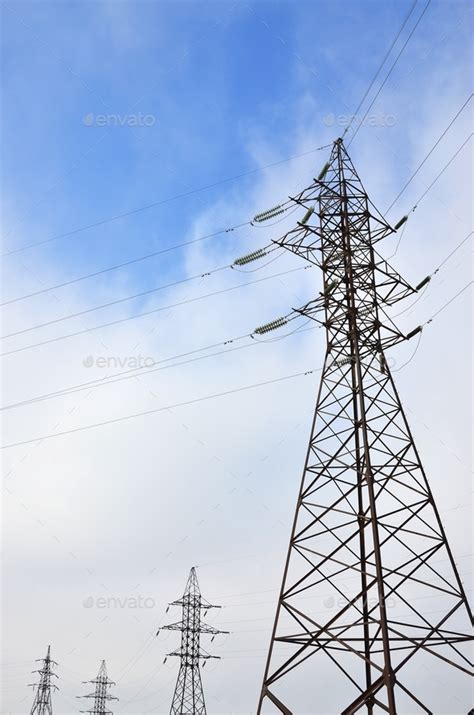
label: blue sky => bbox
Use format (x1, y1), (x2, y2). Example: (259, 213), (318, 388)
(1, 1), (473, 713)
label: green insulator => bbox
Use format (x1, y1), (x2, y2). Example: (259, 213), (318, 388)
(317, 162), (330, 181)
(324, 279), (338, 296)
(300, 207), (314, 225)
(254, 317), (288, 334)
(233, 248), (267, 266)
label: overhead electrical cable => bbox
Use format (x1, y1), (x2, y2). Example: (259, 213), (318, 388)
(342, 0), (419, 139)
(410, 134), (472, 210)
(0, 324), (318, 411)
(1, 284), (470, 448)
(348, 0), (432, 145)
(0, 324), (319, 412)
(386, 94), (473, 213)
(0, 265), (312, 357)
(0, 221), (253, 306)
(388, 135), (473, 253)
(1, 368), (322, 449)
(0, 231), (468, 408)
(1, 144), (331, 256)
(1, 244), (284, 338)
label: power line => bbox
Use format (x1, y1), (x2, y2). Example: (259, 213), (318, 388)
(386, 94), (473, 213)
(0, 265), (310, 357)
(1, 285), (470, 449)
(0, 325), (318, 412)
(3, 121), (464, 310)
(410, 133), (472, 210)
(0, 367), (321, 449)
(342, 0), (419, 139)
(1, 145), (331, 256)
(433, 231), (472, 273)
(388, 135), (472, 255)
(0, 221), (252, 306)
(423, 280), (472, 325)
(0, 336), (251, 410)
(348, 0), (432, 145)
(2, 230), (468, 409)
(1, 265), (231, 338)
(1, 246), (283, 338)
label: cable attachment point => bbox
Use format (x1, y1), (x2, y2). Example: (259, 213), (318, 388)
(253, 316), (289, 335)
(253, 204), (286, 223)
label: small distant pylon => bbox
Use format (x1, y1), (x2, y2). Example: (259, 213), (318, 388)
(78, 660), (118, 714)
(158, 567), (228, 715)
(29, 645), (58, 715)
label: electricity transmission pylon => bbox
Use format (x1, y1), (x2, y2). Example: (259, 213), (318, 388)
(159, 567), (228, 714)
(254, 138), (473, 713)
(29, 645), (58, 715)
(78, 660), (118, 714)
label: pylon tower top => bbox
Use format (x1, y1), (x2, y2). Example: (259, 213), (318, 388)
(29, 645), (58, 715)
(78, 660), (118, 715)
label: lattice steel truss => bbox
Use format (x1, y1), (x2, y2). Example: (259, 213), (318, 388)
(160, 567), (228, 715)
(257, 139), (473, 713)
(78, 660), (117, 714)
(29, 645), (58, 715)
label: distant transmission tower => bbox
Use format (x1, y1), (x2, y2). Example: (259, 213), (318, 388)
(29, 645), (58, 715)
(159, 567), (228, 714)
(78, 660), (117, 714)
(252, 138), (473, 713)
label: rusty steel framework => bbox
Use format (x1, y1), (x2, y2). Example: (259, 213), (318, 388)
(159, 567), (228, 715)
(257, 139), (473, 713)
(29, 645), (58, 715)
(78, 660), (117, 714)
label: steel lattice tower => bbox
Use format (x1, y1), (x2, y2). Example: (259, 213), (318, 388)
(256, 138), (473, 713)
(29, 645), (58, 715)
(78, 660), (118, 714)
(159, 567), (228, 714)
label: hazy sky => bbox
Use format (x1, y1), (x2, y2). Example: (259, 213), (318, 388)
(1, 1), (472, 713)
